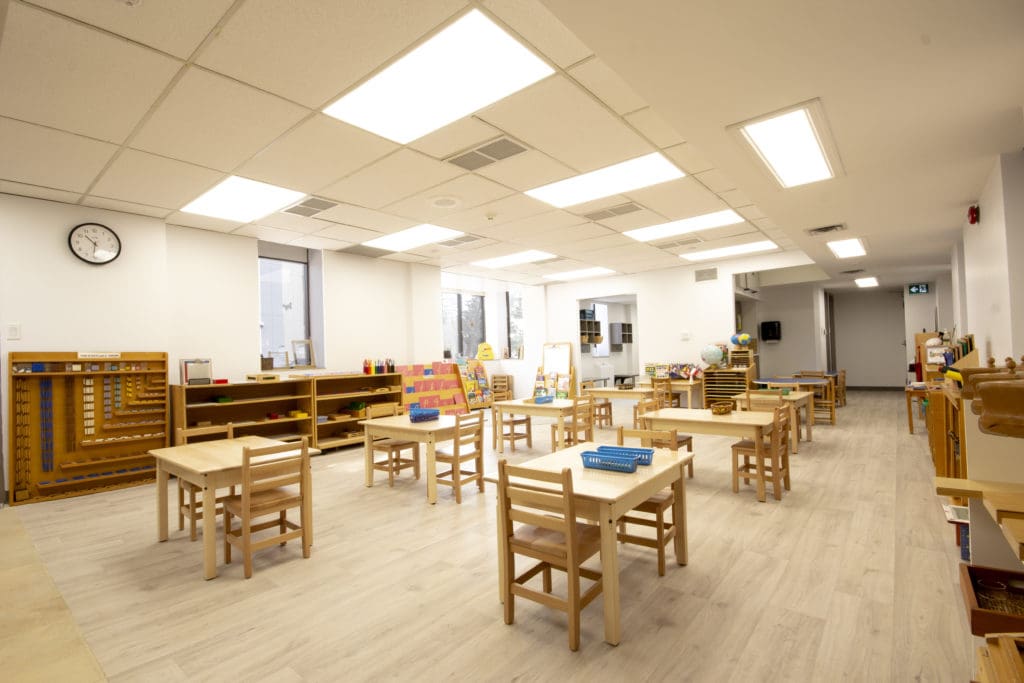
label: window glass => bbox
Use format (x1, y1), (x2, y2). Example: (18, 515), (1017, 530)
(441, 290), (486, 357)
(506, 290), (524, 359)
(259, 258), (309, 366)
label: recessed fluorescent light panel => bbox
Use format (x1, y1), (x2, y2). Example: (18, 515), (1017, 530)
(323, 10), (553, 143)
(624, 209), (744, 242)
(525, 152), (683, 208)
(542, 267), (616, 281)
(679, 240), (778, 262)
(855, 276), (879, 288)
(827, 238), (866, 258)
(181, 176), (305, 222)
(737, 100), (838, 188)
(362, 224), (463, 252)
(472, 250), (556, 269)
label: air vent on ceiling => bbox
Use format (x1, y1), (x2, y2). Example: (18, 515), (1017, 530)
(695, 267), (718, 282)
(805, 223), (846, 236)
(283, 196), (338, 217)
(655, 236), (702, 250)
(840, 268), (865, 275)
(447, 137), (527, 170)
(438, 234), (481, 248)
(582, 202), (641, 221)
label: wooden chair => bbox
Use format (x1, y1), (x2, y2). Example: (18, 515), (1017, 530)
(836, 369), (848, 407)
(492, 405), (532, 452)
(812, 377), (837, 425)
(491, 374), (513, 402)
(435, 411), (485, 503)
(550, 395), (594, 449)
(615, 427), (688, 576)
(741, 388), (784, 412)
(632, 395), (660, 428)
(650, 377), (679, 408)
(497, 460), (603, 651)
(581, 380), (612, 428)
(176, 424), (234, 541)
(731, 406), (791, 501)
(223, 437), (312, 578)
(798, 370), (825, 377)
(367, 403), (420, 487)
(636, 417), (695, 478)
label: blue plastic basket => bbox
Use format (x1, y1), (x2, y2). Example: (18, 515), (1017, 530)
(533, 395), (554, 404)
(596, 445), (654, 465)
(580, 450), (638, 473)
(409, 408), (440, 422)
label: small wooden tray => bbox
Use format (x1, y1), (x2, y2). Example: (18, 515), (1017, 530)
(960, 563), (1024, 636)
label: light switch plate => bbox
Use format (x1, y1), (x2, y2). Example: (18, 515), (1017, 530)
(6, 323), (21, 340)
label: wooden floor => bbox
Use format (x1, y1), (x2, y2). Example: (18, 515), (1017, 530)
(2, 390), (973, 681)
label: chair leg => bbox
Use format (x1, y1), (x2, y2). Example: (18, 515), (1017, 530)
(731, 448), (740, 493)
(567, 565), (581, 652)
(503, 554), (515, 625)
(279, 510), (287, 542)
(224, 508), (233, 565)
(188, 486), (199, 542)
(453, 461), (462, 504)
(177, 480), (185, 531)
(387, 449), (395, 487)
(476, 453), (485, 492)
(413, 444), (421, 480)
(655, 508), (667, 577)
(526, 418), (532, 447)
(242, 518), (253, 579)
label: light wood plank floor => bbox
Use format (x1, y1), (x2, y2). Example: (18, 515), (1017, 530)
(3, 390), (973, 681)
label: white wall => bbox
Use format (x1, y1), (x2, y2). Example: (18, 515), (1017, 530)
(904, 284), (938, 370)
(751, 284), (820, 377)
(1002, 152), (1024, 351)
(951, 240), (968, 335)
(834, 289), (908, 387)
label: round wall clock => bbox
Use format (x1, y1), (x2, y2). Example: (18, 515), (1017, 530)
(68, 222), (121, 265)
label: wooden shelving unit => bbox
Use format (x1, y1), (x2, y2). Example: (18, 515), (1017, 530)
(703, 366), (754, 405)
(579, 309), (602, 351)
(171, 378), (314, 448)
(728, 347), (758, 379)
(308, 373), (403, 450)
(8, 351), (169, 505)
(609, 322), (633, 352)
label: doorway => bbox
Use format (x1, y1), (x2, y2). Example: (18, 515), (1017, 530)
(831, 289), (907, 387)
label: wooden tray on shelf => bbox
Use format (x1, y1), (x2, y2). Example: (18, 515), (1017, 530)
(960, 563), (1024, 636)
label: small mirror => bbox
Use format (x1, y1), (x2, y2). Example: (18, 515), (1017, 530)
(291, 339), (314, 368)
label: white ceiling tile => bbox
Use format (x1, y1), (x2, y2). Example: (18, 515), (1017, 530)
(525, 222), (615, 246)
(487, 209), (588, 238)
(663, 142), (715, 174)
(314, 203), (415, 232)
(737, 205), (767, 221)
(483, 0), (592, 67)
(384, 174), (515, 223)
(478, 76), (651, 172)
(254, 213), (333, 235)
(238, 115), (398, 194)
(29, 0), (234, 59)
(0, 118), (116, 192)
(0, 181), (81, 204)
(596, 208), (667, 231)
(693, 168), (737, 193)
(719, 188), (752, 208)
(435, 193), (550, 232)
(131, 67), (310, 171)
(313, 224), (383, 243)
(625, 108), (685, 148)
(475, 150), (576, 191)
(81, 196), (172, 219)
(570, 233), (634, 252)
(318, 149), (464, 209)
(568, 56), (647, 115)
(288, 235), (353, 251)
(0, 3), (181, 143)
(382, 252), (431, 263)
(233, 224), (307, 244)
(92, 150), (224, 209)
(196, 0), (467, 107)
(696, 224), (758, 241)
(627, 177), (727, 220)
(754, 218), (778, 231)
(409, 117), (502, 159)
(165, 211), (243, 233)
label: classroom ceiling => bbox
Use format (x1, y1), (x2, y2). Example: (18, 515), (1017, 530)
(0, 0), (1021, 289)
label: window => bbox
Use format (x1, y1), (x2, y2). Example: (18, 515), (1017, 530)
(506, 290), (524, 359)
(259, 257), (309, 367)
(442, 291), (485, 358)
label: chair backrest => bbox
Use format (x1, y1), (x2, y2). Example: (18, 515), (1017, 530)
(838, 369), (847, 390)
(650, 377), (674, 407)
(570, 395), (594, 435)
(617, 426), (679, 451)
(451, 410), (484, 456)
(498, 460), (579, 564)
(636, 396), (660, 418)
(492, 374), (513, 401)
(239, 437), (310, 510)
(744, 388), (784, 412)
(176, 423), (233, 445)
(770, 405), (790, 454)
(799, 370), (825, 377)
(365, 402), (401, 419)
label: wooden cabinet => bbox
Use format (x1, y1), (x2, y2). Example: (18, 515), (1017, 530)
(8, 351), (168, 505)
(728, 348), (758, 379)
(609, 323), (633, 351)
(926, 384), (967, 478)
(703, 366), (754, 405)
(579, 315), (602, 349)
(171, 379), (313, 448)
(309, 373), (403, 450)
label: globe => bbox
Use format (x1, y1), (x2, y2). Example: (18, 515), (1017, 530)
(731, 333), (751, 346)
(700, 344), (725, 368)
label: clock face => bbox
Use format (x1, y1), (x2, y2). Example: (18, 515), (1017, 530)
(68, 222), (121, 265)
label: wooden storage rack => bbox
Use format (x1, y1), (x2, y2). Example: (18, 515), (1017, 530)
(308, 372), (403, 450)
(8, 351), (169, 505)
(703, 365), (754, 406)
(171, 378), (313, 448)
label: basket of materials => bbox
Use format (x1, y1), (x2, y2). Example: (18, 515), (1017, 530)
(409, 407), (440, 422)
(580, 450), (639, 473)
(533, 395), (554, 404)
(711, 401), (734, 415)
(596, 445), (654, 465)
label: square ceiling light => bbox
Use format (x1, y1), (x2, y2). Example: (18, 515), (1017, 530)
(542, 267), (615, 281)
(323, 9), (553, 144)
(181, 176), (305, 222)
(624, 209), (744, 242)
(472, 250), (556, 269)
(827, 237), (866, 258)
(680, 240), (778, 262)
(525, 152), (683, 208)
(855, 276), (879, 287)
(362, 224), (463, 252)
(733, 99), (840, 188)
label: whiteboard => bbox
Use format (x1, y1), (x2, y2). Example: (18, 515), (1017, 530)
(542, 342), (572, 375)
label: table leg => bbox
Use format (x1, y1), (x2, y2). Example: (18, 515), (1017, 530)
(202, 479), (217, 580)
(364, 426), (374, 487)
(806, 395), (815, 441)
(754, 426), (767, 503)
(906, 392), (915, 434)
(497, 495), (507, 603)
(496, 406), (505, 454)
(599, 502), (621, 645)
(426, 437), (437, 504)
(555, 416), (565, 451)
(789, 404), (799, 454)
(672, 464), (688, 566)
(157, 462), (168, 542)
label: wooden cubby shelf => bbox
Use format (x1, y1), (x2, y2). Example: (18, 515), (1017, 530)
(703, 366), (755, 406)
(307, 373), (404, 451)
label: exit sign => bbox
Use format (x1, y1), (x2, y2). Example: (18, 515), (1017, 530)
(908, 283), (929, 294)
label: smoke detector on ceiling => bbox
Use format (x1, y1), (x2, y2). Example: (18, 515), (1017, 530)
(430, 195), (461, 209)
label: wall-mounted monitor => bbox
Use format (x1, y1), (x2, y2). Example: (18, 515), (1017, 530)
(760, 320), (781, 341)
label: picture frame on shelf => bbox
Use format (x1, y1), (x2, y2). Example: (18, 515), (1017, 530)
(292, 339), (315, 369)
